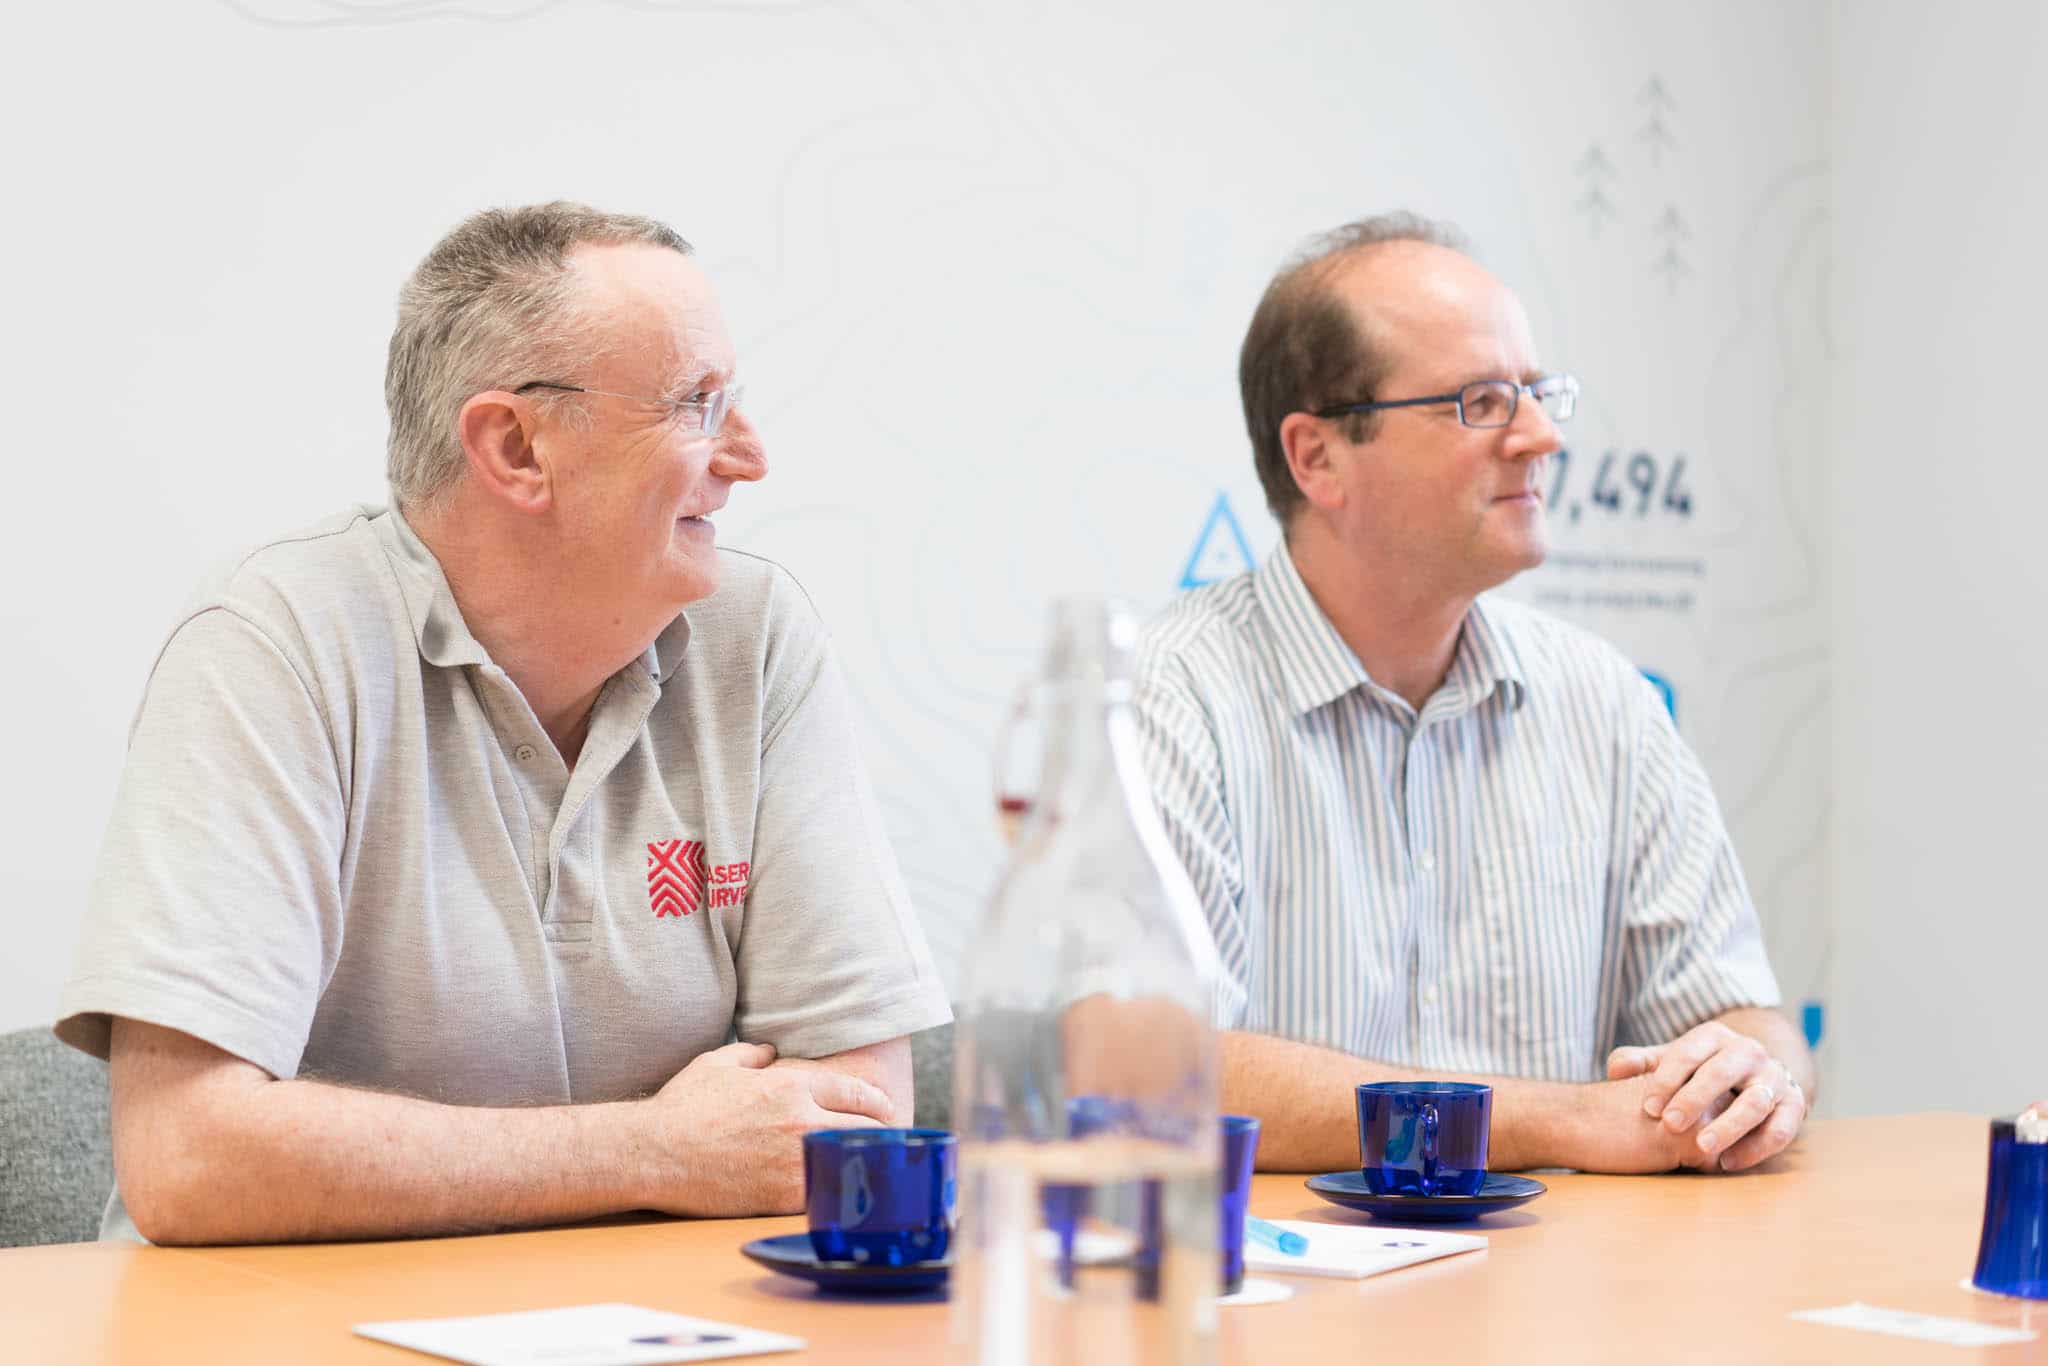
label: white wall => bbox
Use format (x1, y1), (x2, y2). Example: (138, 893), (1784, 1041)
(2, 2), (1847, 1096)
(1828, 0), (2048, 1116)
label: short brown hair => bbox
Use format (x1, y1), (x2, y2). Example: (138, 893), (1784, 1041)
(384, 201), (694, 510)
(1238, 212), (1469, 527)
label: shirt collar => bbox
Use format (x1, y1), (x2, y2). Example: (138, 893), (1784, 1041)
(374, 503), (692, 684)
(1449, 594), (1529, 714)
(649, 611), (693, 685)
(375, 504), (492, 670)
(1252, 543), (1529, 717)
(1252, 544), (1373, 715)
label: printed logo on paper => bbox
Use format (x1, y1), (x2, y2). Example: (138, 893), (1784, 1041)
(646, 838), (750, 916)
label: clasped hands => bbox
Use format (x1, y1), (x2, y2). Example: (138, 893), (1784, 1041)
(1606, 1021), (1807, 1173)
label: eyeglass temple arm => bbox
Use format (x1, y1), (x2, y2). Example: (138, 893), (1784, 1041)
(1317, 393), (1459, 418)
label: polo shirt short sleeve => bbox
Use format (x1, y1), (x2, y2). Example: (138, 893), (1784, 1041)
(58, 505), (950, 1110)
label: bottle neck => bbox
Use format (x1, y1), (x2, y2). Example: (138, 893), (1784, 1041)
(1034, 679), (1138, 816)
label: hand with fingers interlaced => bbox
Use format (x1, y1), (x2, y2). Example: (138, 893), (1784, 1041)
(1606, 1021), (1809, 1172)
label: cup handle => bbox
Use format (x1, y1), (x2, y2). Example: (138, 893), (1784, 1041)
(1421, 1103), (1440, 1196)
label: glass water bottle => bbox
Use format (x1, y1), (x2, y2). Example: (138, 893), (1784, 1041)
(952, 597), (1223, 1366)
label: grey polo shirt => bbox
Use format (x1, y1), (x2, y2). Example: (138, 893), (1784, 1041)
(58, 505), (949, 1235)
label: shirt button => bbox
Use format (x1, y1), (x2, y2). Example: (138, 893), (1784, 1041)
(1423, 985), (1441, 1006)
(514, 744), (537, 762)
(1417, 850), (1437, 873)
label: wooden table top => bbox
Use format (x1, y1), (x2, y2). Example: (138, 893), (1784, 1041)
(3, 1113), (2042, 1364)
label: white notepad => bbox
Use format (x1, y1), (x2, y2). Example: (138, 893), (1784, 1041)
(1789, 1303), (2037, 1348)
(1242, 1221), (1485, 1279)
(353, 1303), (805, 1366)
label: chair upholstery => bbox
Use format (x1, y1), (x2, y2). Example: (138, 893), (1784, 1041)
(0, 1027), (113, 1246)
(910, 1022), (953, 1131)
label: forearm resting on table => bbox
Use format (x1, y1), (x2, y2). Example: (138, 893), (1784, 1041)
(110, 1018), (672, 1244)
(109, 1019), (913, 1245)
(766, 1036), (915, 1126)
(1221, 1030), (1588, 1172)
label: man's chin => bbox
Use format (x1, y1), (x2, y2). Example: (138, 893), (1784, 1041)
(667, 552), (722, 605)
(1471, 537), (1546, 594)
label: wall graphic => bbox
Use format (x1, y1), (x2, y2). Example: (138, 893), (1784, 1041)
(3, 2), (1832, 1067)
(1180, 493), (1257, 591)
(1504, 68), (1833, 1057)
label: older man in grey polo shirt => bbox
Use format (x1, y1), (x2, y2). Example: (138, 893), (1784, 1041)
(57, 202), (950, 1244)
(1137, 214), (1816, 1178)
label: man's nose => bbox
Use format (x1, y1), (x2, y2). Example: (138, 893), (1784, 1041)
(1506, 391), (1563, 459)
(711, 409), (767, 483)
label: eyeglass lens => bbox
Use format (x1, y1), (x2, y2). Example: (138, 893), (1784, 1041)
(1457, 379), (1574, 428)
(697, 385), (746, 437)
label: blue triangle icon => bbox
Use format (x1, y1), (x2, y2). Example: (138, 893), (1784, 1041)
(1178, 493), (1255, 590)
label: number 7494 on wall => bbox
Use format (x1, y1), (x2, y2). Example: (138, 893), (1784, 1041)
(1546, 449), (1693, 522)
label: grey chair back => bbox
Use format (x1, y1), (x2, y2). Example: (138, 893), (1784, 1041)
(910, 1022), (952, 1130)
(0, 1027), (113, 1246)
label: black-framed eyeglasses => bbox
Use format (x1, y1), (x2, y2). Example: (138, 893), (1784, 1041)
(511, 380), (745, 437)
(1314, 373), (1579, 429)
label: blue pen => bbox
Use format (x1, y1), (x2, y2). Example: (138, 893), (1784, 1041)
(1244, 1214), (1309, 1256)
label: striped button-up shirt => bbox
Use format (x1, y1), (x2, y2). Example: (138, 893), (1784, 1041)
(1134, 547), (1780, 1082)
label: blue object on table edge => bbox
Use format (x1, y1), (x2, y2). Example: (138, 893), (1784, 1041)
(1305, 1170), (1546, 1222)
(1245, 1213), (1309, 1255)
(741, 1232), (950, 1293)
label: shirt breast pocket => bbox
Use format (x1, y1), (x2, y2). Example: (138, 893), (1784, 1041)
(1475, 836), (1607, 1062)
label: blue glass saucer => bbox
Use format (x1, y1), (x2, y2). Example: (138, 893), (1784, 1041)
(741, 1233), (950, 1293)
(1304, 1171), (1546, 1222)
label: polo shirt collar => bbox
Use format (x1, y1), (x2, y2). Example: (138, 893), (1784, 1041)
(1252, 543), (1530, 717)
(375, 504), (492, 670)
(649, 611), (692, 685)
(376, 504), (695, 685)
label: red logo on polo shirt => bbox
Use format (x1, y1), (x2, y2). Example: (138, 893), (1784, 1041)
(646, 839), (751, 916)
(647, 839), (706, 916)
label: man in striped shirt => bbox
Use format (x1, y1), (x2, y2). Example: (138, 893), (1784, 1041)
(1136, 214), (1815, 1176)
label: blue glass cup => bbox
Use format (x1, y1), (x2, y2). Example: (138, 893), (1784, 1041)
(803, 1127), (957, 1266)
(1356, 1081), (1491, 1197)
(1042, 1104), (1258, 1296)
(1044, 1095), (1129, 1289)
(1218, 1115), (1261, 1295)
(1971, 1117), (2048, 1299)
(1132, 1114), (1261, 1299)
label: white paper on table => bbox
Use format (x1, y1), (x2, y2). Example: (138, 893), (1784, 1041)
(1218, 1277), (1295, 1306)
(352, 1302), (806, 1366)
(1033, 1227), (1139, 1264)
(1789, 1303), (2037, 1347)
(1242, 1221), (1485, 1279)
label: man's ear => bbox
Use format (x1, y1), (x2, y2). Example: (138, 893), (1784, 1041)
(1279, 411), (1346, 514)
(456, 391), (552, 513)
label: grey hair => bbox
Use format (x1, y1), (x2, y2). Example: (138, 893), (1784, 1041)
(384, 201), (694, 510)
(1238, 211), (1471, 528)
